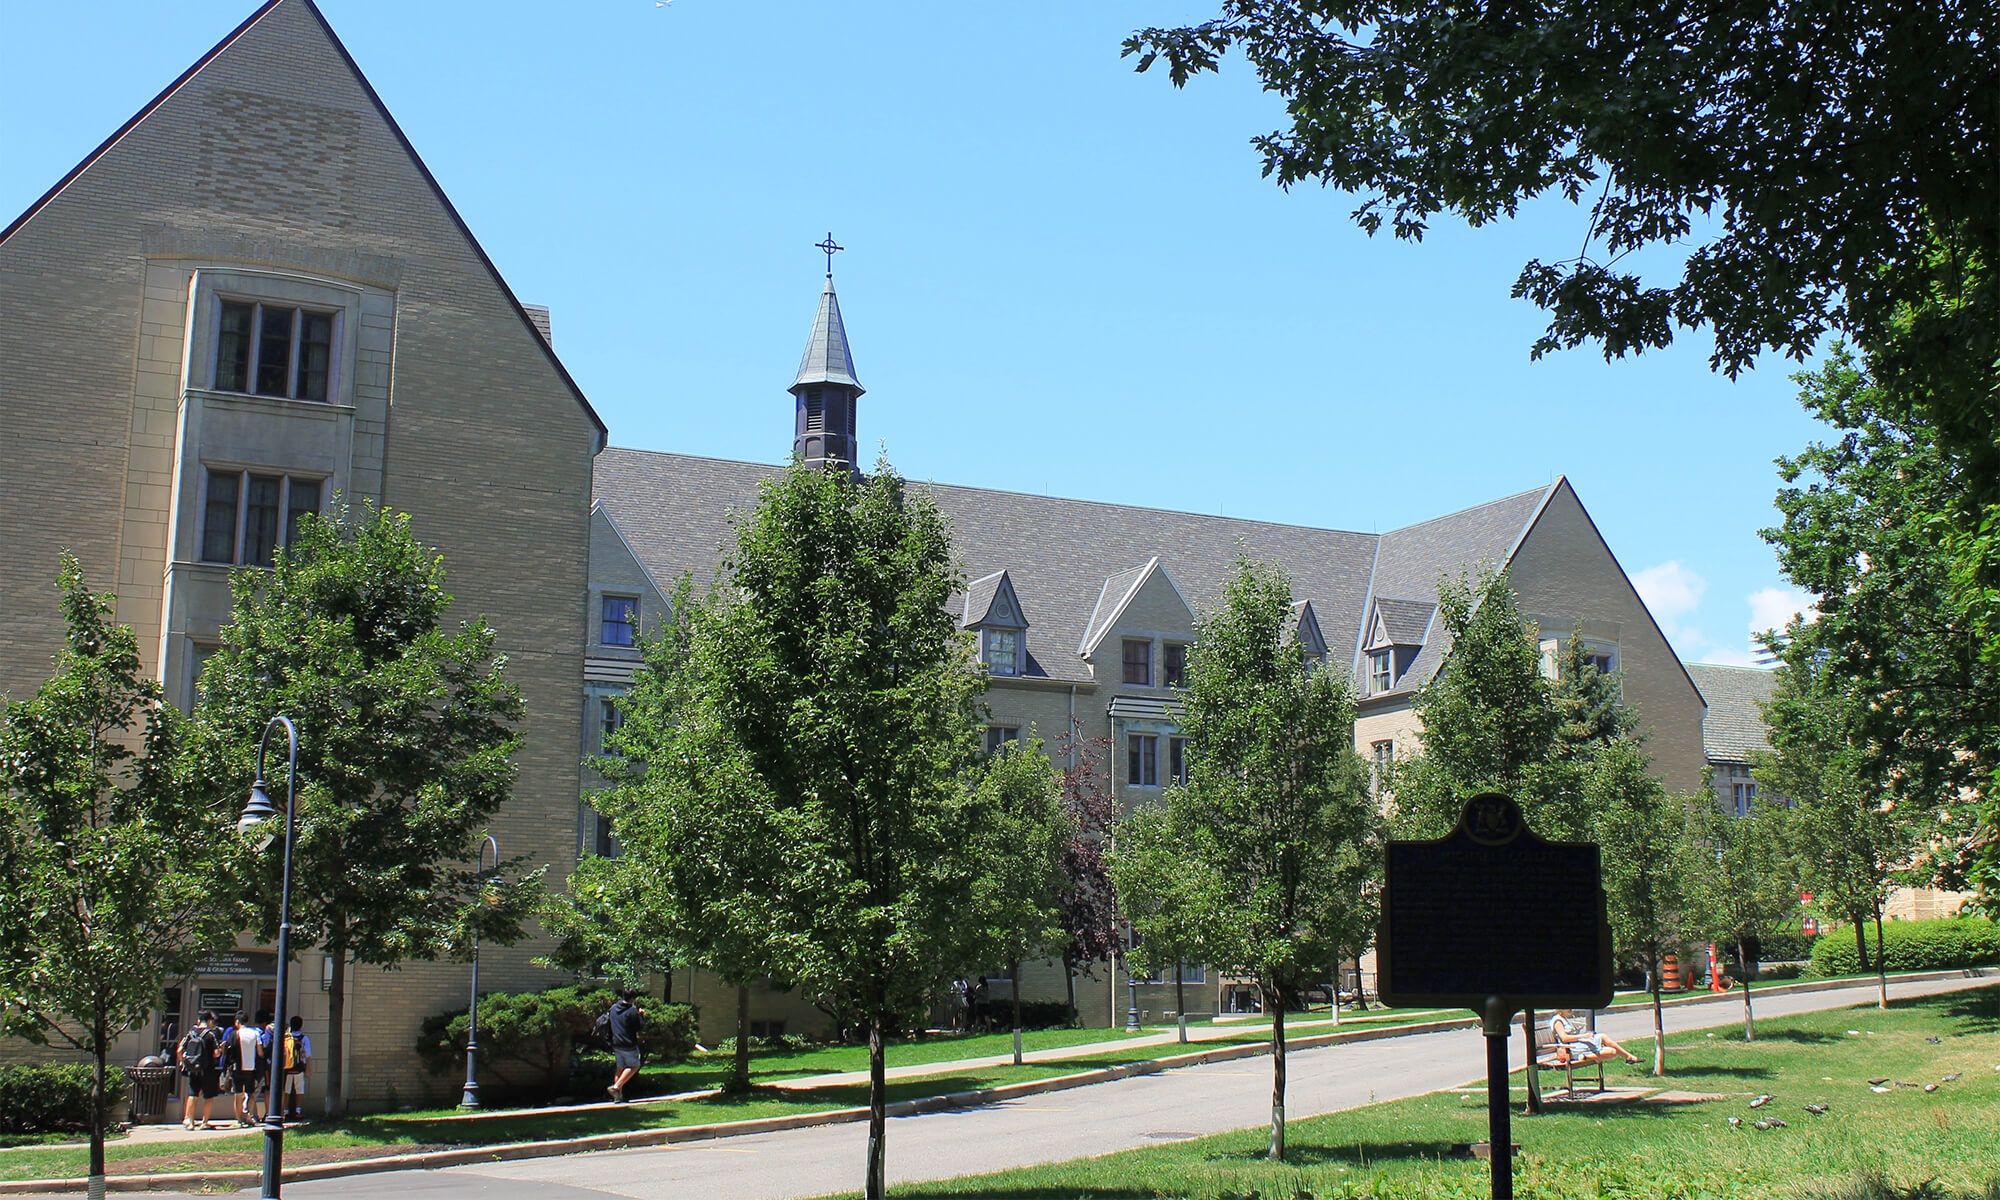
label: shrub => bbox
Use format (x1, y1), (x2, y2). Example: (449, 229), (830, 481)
(417, 983), (615, 1093)
(1808, 918), (2000, 977)
(988, 1000), (1075, 1030)
(1753, 929), (1819, 963)
(0, 1065), (125, 1134)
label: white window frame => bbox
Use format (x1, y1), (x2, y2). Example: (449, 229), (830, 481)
(983, 628), (1021, 676)
(1368, 649), (1392, 694)
(199, 468), (324, 567)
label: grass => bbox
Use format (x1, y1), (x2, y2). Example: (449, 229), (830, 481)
(861, 987), (2000, 1200)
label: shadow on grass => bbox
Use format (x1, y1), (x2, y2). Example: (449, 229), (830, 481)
(1758, 1029), (1844, 1045)
(1203, 1140), (1465, 1166)
(1611, 1064), (1773, 1080)
(1942, 989), (2000, 1035)
(893, 1190), (1159, 1199)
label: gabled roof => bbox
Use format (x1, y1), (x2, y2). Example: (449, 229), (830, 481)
(1292, 600), (1327, 657)
(591, 448), (1532, 687)
(792, 276), (864, 393)
(0, 0), (607, 450)
(1370, 597), (1436, 647)
(1685, 663), (1777, 764)
(961, 570), (1027, 630)
(1352, 484), (1558, 699)
(1081, 560), (1161, 657)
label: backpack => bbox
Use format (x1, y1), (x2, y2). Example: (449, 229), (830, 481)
(177, 1029), (209, 1076)
(590, 1008), (614, 1048)
(283, 1030), (304, 1073)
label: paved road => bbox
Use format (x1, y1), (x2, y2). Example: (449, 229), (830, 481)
(37, 975), (1996, 1200)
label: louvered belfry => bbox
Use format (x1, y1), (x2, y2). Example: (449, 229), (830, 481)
(789, 272), (863, 472)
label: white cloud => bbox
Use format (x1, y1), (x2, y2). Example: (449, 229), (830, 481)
(1748, 586), (1818, 636)
(1632, 560), (1707, 644)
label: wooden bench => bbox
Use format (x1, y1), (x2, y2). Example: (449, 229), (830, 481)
(1529, 1015), (1612, 1099)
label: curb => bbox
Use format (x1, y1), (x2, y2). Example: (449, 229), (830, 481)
(8, 967), (1988, 1194)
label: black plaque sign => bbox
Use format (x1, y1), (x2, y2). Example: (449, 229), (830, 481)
(196, 951), (277, 978)
(1378, 793), (1613, 1016)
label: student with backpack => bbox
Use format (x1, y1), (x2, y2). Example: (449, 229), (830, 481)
(228, 1013), (263, 1126)
(280, 1016), (312, 1122)
(603, 988), (646, 1103)
(177, 1012), (223, 1130)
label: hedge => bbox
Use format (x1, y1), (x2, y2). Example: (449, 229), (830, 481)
(0, 1064), (126, 1134)
(1807, 917), (2000, 977)
(418, 984), (697, 1100)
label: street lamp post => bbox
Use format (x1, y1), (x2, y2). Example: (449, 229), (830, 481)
(1124, 926), (1141, 1032)
(459, 834), (500, 1110)
(237, 716), (299, 1200)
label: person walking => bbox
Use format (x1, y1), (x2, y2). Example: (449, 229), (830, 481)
(177, 1012), (223, 1130)
(605, 988), (646, 1103)
(280, 1016), (313, 1122)
(228, 1012), (263, 1126)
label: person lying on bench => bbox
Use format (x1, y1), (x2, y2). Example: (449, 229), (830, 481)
(1552, 1009), (1641, 1065)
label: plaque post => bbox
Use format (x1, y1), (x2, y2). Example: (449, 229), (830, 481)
(1482, 995), (1514, 1200)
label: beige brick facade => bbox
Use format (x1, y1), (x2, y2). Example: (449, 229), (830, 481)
(1, 0), (601, 1110)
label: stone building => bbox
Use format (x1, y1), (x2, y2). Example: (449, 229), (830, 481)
(0, 0), (603, 1110)
(585, 271), (1712, 1033)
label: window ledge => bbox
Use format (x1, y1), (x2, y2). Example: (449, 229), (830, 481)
(185, 387), (356, 419)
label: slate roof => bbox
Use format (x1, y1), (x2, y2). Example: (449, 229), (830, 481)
(1081, 561), (1161, 657)
(1353, 485), (1558, 698)
(792, 277), (863, 393)
(1685, 663), (1778, 763)
(960, 571), (1008, 629)
(1372, 597), (1436, 646)
(593, 448), (1560, 693)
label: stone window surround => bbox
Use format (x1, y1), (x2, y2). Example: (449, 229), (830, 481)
(184, 267), (364, 411)
(197, 467), (324, 567)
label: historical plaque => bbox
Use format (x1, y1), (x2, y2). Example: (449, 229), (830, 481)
(1379, 792), (1612, 1015)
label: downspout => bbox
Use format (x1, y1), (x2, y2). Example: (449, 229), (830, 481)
(1067, 685), (1077, 769)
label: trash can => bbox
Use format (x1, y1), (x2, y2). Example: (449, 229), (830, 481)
(124, 1066), (176, 1125)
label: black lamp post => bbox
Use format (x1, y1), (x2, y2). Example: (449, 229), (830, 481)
(237, 716), (298, 1200)
(459, 834), (500, 1110)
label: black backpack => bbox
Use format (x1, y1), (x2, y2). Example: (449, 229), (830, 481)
(590, 1008), (614, 1048)
(177, 1029), (209, 1076)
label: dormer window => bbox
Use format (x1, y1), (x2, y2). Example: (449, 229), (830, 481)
(1369, 649), (1393, 695)
(983, 628), (1019, 676)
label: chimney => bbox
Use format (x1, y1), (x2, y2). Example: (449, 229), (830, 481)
(522, 304), (553, 347)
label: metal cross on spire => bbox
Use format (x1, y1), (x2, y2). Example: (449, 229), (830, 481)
(815, 232), (843, 277)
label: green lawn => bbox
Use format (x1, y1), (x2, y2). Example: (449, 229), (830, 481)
(862, 988), (2000, 1200)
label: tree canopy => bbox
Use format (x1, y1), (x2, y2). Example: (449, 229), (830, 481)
(192, 502), (540, 1116)
(0, 558), (244, 1183)
(1124, 1), (1996, 379)
(1111, 559), (1379, 1160)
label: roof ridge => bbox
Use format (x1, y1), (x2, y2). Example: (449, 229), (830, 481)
(1381, 483), (1555, 538)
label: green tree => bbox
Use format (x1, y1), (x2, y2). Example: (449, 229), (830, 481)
(1050, 718), (1123, 1023)
(589, 458), (1026, 1200)
(1686, 796), (1799, 1041)
(1757, 661), (1913, 1008)
(966, 740), (1068, 1041)
(0, 558), (244, 1187)
(1121, 2), (1995, 382)
(1595, 758), (1697, 1075)
(1764, 349), (1996, 895)
(192, 503), (542, 1117)
(1111, 559), (1379, 1160)
(1387, 571), (1555, 838)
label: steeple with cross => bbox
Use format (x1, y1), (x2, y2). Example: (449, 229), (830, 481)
(790, 232), (863, 473)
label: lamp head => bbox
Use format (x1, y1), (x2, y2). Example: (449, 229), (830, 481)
(239, 779), (279, 834)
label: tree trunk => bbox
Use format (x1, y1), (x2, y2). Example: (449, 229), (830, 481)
(1521, 1008), (1542, 1115)
(733, 984), (752, 1090)
(865, 1018), (887, 1200)
(1062, 951), (1077, 1025)
(1174, 962), (1184, 1024)
(1853, 914), (1871, 972)
(1650, 986), (1667, 1076)
(1266, 983), (1286, 1161)
(1874, 907), (1889, 1009)
(1737, 935), (1755, 1041)
(325, 947), (347, 1118)
(1009, 959), (1022, 1037)
(89, 1022), (107, 1194)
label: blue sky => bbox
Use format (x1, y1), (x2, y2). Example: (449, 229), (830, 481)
(3, 0), (1826, 667)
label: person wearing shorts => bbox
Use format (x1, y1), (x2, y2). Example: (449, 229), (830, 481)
(228, 1013), (263, 1125)
(605, 989), (646, 1103)
(280, 1016), (312, 1122)
(1552, 1009), (1640, 1064)
(179, 1012), (224, 1129)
